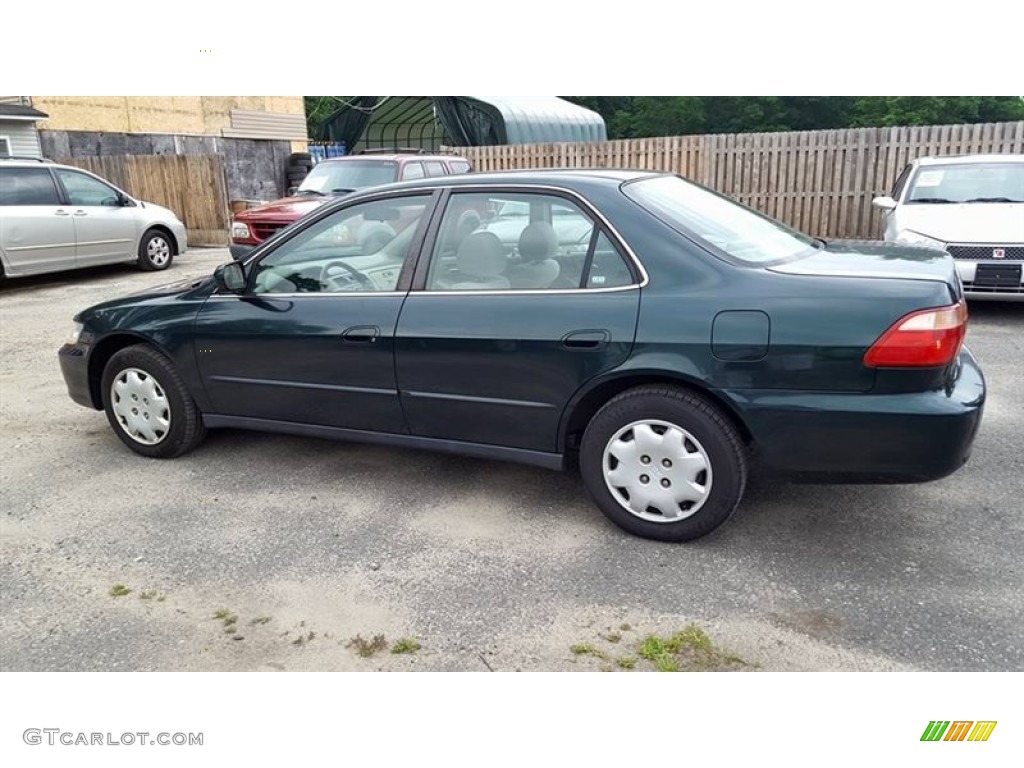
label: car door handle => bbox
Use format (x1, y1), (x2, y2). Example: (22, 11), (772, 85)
(73, 210), (88, 216)
(54, 209), (70, 216)
(562, 330), (610, 350)
(341, 325), (379, 343)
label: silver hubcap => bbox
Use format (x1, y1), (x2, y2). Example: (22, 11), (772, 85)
(603, 419), (712, 523)
(110, 368), (171, 445)
(147, 236), (170, 266)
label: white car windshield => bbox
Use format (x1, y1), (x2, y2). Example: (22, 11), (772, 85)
(297, 161), (398, 195)
(905, 162), (1024, 204)
(624, 175), (816, 264)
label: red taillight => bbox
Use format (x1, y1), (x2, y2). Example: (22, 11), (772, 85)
(863, 301), (968, 368)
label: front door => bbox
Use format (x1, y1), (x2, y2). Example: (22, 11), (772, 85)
(0, 166), (76, 275)
(195, 192), (435, 432)
(395, 189), (641, 452)
(53, 168), (138, 266)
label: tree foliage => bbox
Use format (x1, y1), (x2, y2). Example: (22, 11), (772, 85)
(564, 97), (1024, 139)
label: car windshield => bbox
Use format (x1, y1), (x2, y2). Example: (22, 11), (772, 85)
(624, 175), (816, 264)
(297, 161), (398, 194)
(905, 162), (1024, 204)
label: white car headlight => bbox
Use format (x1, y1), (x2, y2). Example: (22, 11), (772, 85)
(231, 222), (251, 240)
(67, 321), (83, 346)
(895, 230), (947, 250)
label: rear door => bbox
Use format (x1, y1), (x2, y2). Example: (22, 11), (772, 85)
(53, 168), (138, 266)
(0, 165), (76, 275)
(394, 188), (641, 452)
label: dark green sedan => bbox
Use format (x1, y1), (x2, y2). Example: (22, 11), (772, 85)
(58, 170), (985, 541)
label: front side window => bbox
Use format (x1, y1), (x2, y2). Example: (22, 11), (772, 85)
(424, 161), (447, 177)
(296, 160), (398, 195)
(424, 191), (630, 291)
(0, 167), (60, 205)
(449, 160), (471, 174)
(401, 162), (425, 181)
(624, 175), (816, 264)
(905, 162), (1024, 204)
(251, 195), (430, 294)
(54, 169), (121, 206)
(891, 164), (912, 200)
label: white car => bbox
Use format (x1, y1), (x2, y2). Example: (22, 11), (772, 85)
(0, 157), (187, 280)
(872, 154), (1024, 301)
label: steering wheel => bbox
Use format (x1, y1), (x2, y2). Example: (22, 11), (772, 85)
(320, 260), (375, 291)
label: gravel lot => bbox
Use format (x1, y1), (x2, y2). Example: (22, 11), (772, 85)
(1, 248), (1021, 672)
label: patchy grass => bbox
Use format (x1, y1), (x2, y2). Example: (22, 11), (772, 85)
(347, 634), (388, 658)
(570, 643), (609, 661)
(251, 616), (272, 625)
(138, 590), (157, 600)
(619, 623), (632, 632)
(635, 624), (748, 672)
(212, 609), (232, 621)
(616, 656), (637, 670)
(109, 584), (131, 597)
(601, 632), (622, 644)
(391, 637), (421, 655)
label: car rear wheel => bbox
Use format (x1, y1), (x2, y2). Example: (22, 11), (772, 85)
(579, 385), (747, 542)
(101, 344), (206, 458)
(138, 229), (174, 271)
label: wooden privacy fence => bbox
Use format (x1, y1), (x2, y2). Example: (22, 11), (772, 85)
(450, 121), (1024, 240)
(54, 155), (230, 246)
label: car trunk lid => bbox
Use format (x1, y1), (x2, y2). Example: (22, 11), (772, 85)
(767, 240), (962, 299)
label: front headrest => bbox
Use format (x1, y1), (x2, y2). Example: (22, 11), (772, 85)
(456, 231), (506, 278)
(455, 209), (482, 238)
(518, 222), (558, 262)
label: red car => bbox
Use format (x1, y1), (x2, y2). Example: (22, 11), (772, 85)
(230, 151), (472, 260)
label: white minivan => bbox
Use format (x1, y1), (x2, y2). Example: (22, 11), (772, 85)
(873, 154), (1024, 301)
(0, 157), (187, 280)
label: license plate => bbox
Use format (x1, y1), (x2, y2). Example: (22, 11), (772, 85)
(974, 263), (1022, 288)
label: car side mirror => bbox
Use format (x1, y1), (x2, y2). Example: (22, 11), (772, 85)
(118, 193), (136, 207)
(214, 261), (246, 293)
(872, 195), (897, 212)
(287, 186), (299, 196)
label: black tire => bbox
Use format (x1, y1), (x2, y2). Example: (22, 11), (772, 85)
(579, 385), (747, 542)
(137, 228), (174, 272)
(101, 344), (206, 459)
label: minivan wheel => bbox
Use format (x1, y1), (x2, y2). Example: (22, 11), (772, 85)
(138, 229), (174, 271)
(579, 386), (747, 542)
(101, 344), (205, 458)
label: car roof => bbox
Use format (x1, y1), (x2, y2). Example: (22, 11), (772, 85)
(320, 153), (467, 163)
(916, 153), (1024, 166)
(344, 167), (665, 196)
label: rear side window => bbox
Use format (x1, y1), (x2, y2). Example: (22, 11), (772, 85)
(0, 167), (61, 205)
(449, 160), (472, 174)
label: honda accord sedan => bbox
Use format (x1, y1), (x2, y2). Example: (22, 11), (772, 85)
(58, 170), (985, 541)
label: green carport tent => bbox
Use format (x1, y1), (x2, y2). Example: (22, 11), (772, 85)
(316, 96), (607, 151)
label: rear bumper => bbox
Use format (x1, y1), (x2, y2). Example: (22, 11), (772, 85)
(731, 348), (985, 482)
(58, 343), (96, 409)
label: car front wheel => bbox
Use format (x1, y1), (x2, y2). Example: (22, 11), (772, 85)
(138, 229), (174, 271)
(101, 344), (205, 458)
(579, 385), (747, 542)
